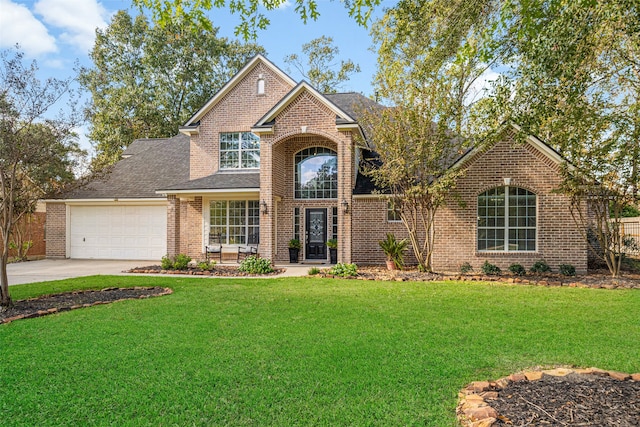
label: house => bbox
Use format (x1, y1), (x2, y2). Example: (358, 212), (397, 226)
(45, 55), (588, 273)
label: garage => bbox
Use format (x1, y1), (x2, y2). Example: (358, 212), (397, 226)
(69, 205), (167, 260)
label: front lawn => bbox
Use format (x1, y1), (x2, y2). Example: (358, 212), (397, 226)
(1, 276), (638, 426)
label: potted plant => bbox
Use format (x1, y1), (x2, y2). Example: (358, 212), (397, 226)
(288, 239), (301, 263)
(326, 238), (338, 264)
(378, 233), (408, 270)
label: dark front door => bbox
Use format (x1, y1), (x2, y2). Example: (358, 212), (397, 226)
(305, 208), (327, 260)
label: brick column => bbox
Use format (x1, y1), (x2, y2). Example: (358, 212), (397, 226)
(338, 132), (354, 263)
(259, 136), (274, 260)
(166, 195), (180, 256)
(45, 202), (66, 258)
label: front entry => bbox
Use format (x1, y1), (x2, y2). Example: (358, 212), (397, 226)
(305, 208), (327, 260)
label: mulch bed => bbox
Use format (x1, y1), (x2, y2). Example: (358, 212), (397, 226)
(352, 266), (640, 290)
(0, 287), (172, 324)
(127, 265), (285, 277)
(458, 368), (640, 426)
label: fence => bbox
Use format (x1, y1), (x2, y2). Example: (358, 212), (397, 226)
(621, 218), (640, 258)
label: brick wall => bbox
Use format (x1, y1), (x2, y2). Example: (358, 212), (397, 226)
(190, 62), (295, 180)
(45, 202), (66, 258)
(350, 136), (588, 274)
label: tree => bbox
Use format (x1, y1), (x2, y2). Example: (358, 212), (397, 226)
(359, 0), (497, 272)
(1, 48), (82, 308)
(284, 36), (360, 93)
(132, 0), (382, 39)
(80, 11), (265, 168)
(493, 1), (640, 277)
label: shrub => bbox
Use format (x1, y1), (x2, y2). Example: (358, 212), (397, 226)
(197, 260), (216, 271)
(530, 260), (551, 273)
(559, 264), (576, 276)
(161, 255), (174, 270)
(481, 261), (501, 275)
(508, 263), (526, 276)
(239, 256), (274, 274)
(308, 267), (321, 275)
(459, 262), (473, 274)
(288, 239), (301, 249)
(326, 238), (338, 249)
(173, 254), (192, 270)
(329, 263), (358, 277)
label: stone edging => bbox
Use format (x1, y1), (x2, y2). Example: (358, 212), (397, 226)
(1, 287), (173, 325)
(457, 367), (640, 426)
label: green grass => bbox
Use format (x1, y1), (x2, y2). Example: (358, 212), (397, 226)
(1, 276), (639, 426)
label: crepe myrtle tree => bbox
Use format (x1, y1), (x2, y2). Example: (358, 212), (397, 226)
(0, 48), (82, 308)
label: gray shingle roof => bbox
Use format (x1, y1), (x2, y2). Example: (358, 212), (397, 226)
(324, 92), (384, 122)
(59, 134), (190, 199)
(159, 171), (260, 192)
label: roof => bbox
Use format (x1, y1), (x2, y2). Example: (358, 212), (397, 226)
(158, 171), (260, 193)
(58, 134), (190, 199)
(323, 92), (384, 122)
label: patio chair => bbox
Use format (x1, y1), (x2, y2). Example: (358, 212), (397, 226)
(237, 233), (259, 262)
(205, 234), (223, 263)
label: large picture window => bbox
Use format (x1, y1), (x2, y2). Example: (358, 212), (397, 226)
(295, 147), (337, 199)
(209, 200), (260, 244)
(477, 186), (536, 251)
(220, 132), (260, 169)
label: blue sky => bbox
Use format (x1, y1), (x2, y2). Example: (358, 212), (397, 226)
(0, 0), (390, 93)
(1, 0), (393, 156)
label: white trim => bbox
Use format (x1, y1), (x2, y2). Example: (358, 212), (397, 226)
(46, 198), (168, 206)
(65, 204), (71, 258)
(185, 55), (296, 126)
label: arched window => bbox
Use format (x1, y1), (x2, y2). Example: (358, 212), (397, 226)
(257, 77), (265, 95)
(477, 186), (536, 251)
(295, 147), (337, 199)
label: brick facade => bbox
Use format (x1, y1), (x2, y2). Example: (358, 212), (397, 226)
(350, 135), (588, 274)
(45, 202), (66, 258)
(47, 55), (588, 272)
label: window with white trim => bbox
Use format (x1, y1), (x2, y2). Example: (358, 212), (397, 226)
(209, 200), (260, 245)
(220, 132), (260, 169)
(477, 186), (536, 251)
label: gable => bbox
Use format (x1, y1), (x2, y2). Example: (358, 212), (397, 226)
(181, 54), (296, 130)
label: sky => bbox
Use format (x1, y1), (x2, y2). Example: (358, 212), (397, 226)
(1, 0), (393, 157)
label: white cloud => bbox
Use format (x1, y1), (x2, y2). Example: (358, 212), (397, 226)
(34, 0), (108, 53)
(0, 0), (57, 56)
(465, 66), (501, 106)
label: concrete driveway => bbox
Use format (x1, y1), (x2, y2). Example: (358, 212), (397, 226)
(6, 259), (155, 286)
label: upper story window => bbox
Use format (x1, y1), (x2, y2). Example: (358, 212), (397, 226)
(295, 147), (337, 199)
(257, 77), (265, 95)
(477, 186), (537, 252)
(220, 132), (260, 169)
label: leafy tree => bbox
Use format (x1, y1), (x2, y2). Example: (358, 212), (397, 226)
(359, 0), (495, 272)
(133, 0), (382, 39)
(493, 1), (640, 277)
(80, 10), (265, 168)
(284, 36), (361, 93)
(0, 48), (82, 308)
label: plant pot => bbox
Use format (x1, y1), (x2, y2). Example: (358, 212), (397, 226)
(288, 247), (299, 263)
(329, 247), (337, 264)
(386, 260), (397, 270)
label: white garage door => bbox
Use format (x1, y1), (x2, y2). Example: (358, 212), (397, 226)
(70, 205), (167, 260)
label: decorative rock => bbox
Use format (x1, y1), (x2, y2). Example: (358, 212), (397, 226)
(480, 391), (499, 399)
(464, 406), (498, 421)
(508, 373), (526, 382)
(631, 373), (640, 381)
(470, 417), (497, 427)
(470, 381), (491, 392)
(543, 368), (574, 377)
(608, 371), (631, 381)
(524, 371), (544, 381)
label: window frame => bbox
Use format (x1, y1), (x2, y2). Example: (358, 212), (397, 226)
(387, 200), (402, 222)
(208, 199), (260, 245)
(219, 132), (260, 170)
(477, 186), (537, 252)
(294, 147), (338, 200)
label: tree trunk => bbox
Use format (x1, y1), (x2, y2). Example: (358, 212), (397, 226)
(0, 250), (12, 308)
